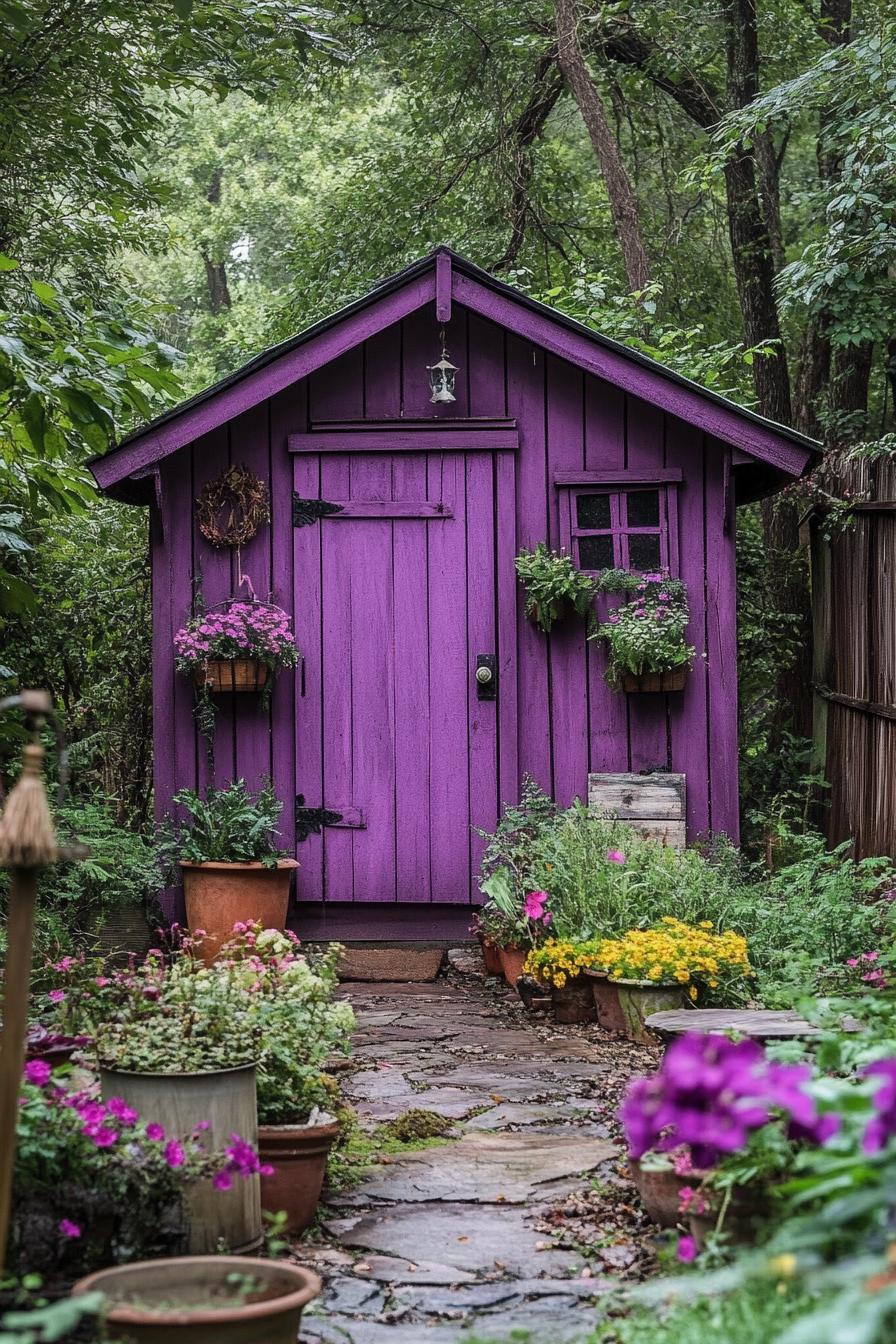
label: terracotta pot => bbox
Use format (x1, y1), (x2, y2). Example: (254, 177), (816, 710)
(584, 969), (627, 1034)
(551, 978), (598, 1024)
(181, 859), (298, 962)
(100, 1064), (261, 1254)
(481, 938), (503, 977)
(630, 1160), (708, 1227)
(498, 944), (528, 990)
(622, 667), (687, 694)
(613, 979), (690, 1045)
(258, 1117), (341, 1233)
(71, 1255), (321, 1344)
(689, 1184), (767, 1249)
(193, 660), (270, 693)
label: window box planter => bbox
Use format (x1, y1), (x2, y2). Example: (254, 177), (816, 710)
(181, 859), (298, 963)
(611, 978), (691, 1044)
(622, 667), (688, 694)
(258, 1116), (341, 1234)
(71, 1256), (320, 1344)
(193, 659), (270, 694)
(99, 1063), (261, 1255)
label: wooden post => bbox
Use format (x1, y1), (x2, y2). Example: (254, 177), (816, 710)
(0, 692), (59, 1270)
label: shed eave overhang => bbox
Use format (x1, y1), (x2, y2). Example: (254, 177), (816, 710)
(90, 247), (820, 498)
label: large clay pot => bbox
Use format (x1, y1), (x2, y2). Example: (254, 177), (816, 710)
(551, 978), (598, 1024)
(100, 1064), (261, 1254)
(258, 1117), (340, 1233)
(613, 979), (690, 1045)
(71, 1256), (320, 1344)
(498, 945), (528, 989)
(584, 969), (627, 1034)
(181, 859), (298, 962)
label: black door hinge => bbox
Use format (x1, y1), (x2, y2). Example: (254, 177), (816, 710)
(295, 795), (344, 841)
(292, 495), (344, 527)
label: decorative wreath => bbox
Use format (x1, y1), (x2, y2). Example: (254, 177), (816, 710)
(196, 464), (270, 548)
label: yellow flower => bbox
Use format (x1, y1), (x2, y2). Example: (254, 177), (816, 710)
(688, 986), (698, 1001)
(768, 1253), (797, 1280)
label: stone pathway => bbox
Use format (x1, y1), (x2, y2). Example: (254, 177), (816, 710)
(298, 961), (662, 1342)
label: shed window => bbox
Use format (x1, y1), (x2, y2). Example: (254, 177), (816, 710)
(562, 484), (677, 575)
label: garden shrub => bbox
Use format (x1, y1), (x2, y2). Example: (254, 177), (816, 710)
(0, 800), (161, 963)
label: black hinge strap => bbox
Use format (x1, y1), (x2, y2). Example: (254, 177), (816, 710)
(295, 796), (345, 842)
(292, 495), (344, 527)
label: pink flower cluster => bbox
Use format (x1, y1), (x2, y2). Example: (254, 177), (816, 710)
(212, 1133), (275, 1190)
(523, 891), (552, 925)
(845, 950), (888, 986)
(174, 601), (298, 668)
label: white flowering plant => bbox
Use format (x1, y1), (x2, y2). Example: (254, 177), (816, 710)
(218, 924), (355, 1125)
(592, 571), (694, 685)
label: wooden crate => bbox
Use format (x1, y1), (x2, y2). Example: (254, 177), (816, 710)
(587, 772), (686, 849)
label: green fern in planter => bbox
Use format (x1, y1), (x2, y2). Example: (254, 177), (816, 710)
(515, 544), (597, 633)
(161, 779), (285, 869)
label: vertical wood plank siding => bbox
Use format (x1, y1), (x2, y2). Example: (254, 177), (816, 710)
(811, 454), (896, 858)
(151, 300), (741, 921)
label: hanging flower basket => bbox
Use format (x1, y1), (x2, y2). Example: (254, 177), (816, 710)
(175, 599), (299, 747)
(622, 666), (688, 694)
(193, 659), (271, 694)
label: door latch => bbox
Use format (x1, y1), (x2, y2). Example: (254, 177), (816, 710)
(475, 654), (497, 701)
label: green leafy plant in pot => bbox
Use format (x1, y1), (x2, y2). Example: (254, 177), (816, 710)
(222, 925), (355, 1233)
(515, 544), (597, 633)
(93, 941), (265, 1253)
(160, 779), (298, 961)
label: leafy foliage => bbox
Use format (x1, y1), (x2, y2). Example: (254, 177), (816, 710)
(515, 544), (597, 633)
(163, 779), (285, 868)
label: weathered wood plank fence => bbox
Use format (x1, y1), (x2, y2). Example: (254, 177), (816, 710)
(806, 452), (896, 858)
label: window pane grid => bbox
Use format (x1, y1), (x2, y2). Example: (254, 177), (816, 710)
(569, 485), (670, 575)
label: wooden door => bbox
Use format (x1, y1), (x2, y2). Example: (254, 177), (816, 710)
(292, 449), (516, 908)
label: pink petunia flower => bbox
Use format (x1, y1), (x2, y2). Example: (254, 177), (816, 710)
(24, 1059), (52, 1087)
(48, 989), (66, 1004)
(606, 849), (626, 864)
(145, 1122), (165, 1142)
(164, 1140), (186, 1168)
(677, 1235), (698, 1263)
(212, 1170), (233, 1191)
(58, 1219), (82, 1239)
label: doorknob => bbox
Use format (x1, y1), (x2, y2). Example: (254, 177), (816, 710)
(475, 654), (497, 700)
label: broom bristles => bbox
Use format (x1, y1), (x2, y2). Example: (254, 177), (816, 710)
(0, 744), (58, 868)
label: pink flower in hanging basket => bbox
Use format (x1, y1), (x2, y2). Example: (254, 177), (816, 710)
(173, 600), (300, 673)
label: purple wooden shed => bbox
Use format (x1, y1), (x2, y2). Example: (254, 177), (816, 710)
(92, 249), (818, 941)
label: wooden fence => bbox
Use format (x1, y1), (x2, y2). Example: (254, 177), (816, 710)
(807, 452), (896, 858)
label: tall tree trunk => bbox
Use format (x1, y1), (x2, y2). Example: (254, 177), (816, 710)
(202, 165), (231, 315)
(554, 0), (651, 293)
(723, 0), (791, 425)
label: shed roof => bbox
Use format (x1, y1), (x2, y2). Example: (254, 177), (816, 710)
(91, 247), (819, 502)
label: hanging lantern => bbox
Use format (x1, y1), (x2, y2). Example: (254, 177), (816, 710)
(427, 331), (458, 404)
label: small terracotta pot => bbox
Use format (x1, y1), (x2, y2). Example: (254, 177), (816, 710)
(258, 1117), (341, 1233)
(481, 938), (503, 977)
(613, 979), (690, 1045)
(551, 978), (598, 1024)
(689, 1184), (767, 1249)
(71, 1255), (321, 1344)
(584, 969), (627, 1034)
(622, 667), (687, 694)
(498, 944), (528, 990)
(194, 659), (270, 693)
(630, 1160), (708, 1227)
(181, 859), (298, 962)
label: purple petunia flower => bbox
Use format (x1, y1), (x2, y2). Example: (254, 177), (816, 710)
(58, 1219), (82, 1240)
(24, 1059), (52, 1087)
(145, 1122), (165, 1142)
(862, 1058), (896, 1153)
(164, 1140), (186, 1168)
